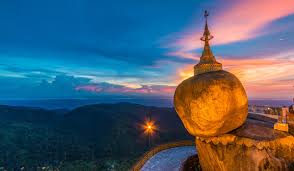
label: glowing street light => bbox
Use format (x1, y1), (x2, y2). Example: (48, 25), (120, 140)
(143, 119), (156, 147)
(145, 122), (154, 132)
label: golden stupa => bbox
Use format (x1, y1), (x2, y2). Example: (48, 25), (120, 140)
(194, 11), (222, 76)
(174, 11), (248, 137)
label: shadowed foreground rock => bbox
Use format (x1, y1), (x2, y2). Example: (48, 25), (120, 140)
(195, 119), (294, 171)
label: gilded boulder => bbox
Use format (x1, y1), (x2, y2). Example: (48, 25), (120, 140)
(174, 70), (248, 137)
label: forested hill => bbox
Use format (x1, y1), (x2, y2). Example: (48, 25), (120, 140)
(0, 102), (192, 170)
(0, 105), (61, 124)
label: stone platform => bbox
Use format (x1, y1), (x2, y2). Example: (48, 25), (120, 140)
(195, 118), (294, 170)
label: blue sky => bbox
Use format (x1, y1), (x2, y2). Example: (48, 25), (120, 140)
(0, 0), (293, 99)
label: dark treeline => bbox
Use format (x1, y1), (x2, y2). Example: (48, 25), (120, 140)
(0, 103), (192, 170)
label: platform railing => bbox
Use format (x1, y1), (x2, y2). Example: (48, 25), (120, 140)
(130, 140), (194, 171)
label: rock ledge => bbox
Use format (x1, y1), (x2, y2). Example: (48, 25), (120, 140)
(195, 119), (294, 171)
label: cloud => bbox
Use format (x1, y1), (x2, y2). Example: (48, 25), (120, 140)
(0, 73), (176, 99)
(166, 0), (294, 59)
(76, 83), (175, 96)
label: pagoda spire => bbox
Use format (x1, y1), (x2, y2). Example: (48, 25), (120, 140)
(194, 10), (222, 76)
(199, 10), (216, 63)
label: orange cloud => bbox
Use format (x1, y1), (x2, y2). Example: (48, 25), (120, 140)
(246, 80), (293, 100)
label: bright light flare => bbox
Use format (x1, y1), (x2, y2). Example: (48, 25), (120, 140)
(143, 120), (156, 134)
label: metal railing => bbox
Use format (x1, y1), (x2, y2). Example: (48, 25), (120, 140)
(130, 140), (194, 171)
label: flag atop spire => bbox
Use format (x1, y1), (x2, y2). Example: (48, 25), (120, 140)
(194, 10), (222, 76)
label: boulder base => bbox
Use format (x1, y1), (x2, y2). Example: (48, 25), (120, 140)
(195, 119), (294, 171)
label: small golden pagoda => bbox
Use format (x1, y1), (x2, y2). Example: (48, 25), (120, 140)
(194, 10), (222, 76)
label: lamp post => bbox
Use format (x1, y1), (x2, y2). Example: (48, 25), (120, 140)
(144, 116), (156, 148)
(146, 122), (152, 147)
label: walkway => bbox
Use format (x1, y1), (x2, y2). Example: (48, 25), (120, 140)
(140, 146), (196, 171)
(251, 112), (278, 119)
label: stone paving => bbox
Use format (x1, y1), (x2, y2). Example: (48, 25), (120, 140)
(140, 146), (196, 171)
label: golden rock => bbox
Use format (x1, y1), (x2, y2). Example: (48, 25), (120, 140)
(174, 70), (248, 137)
